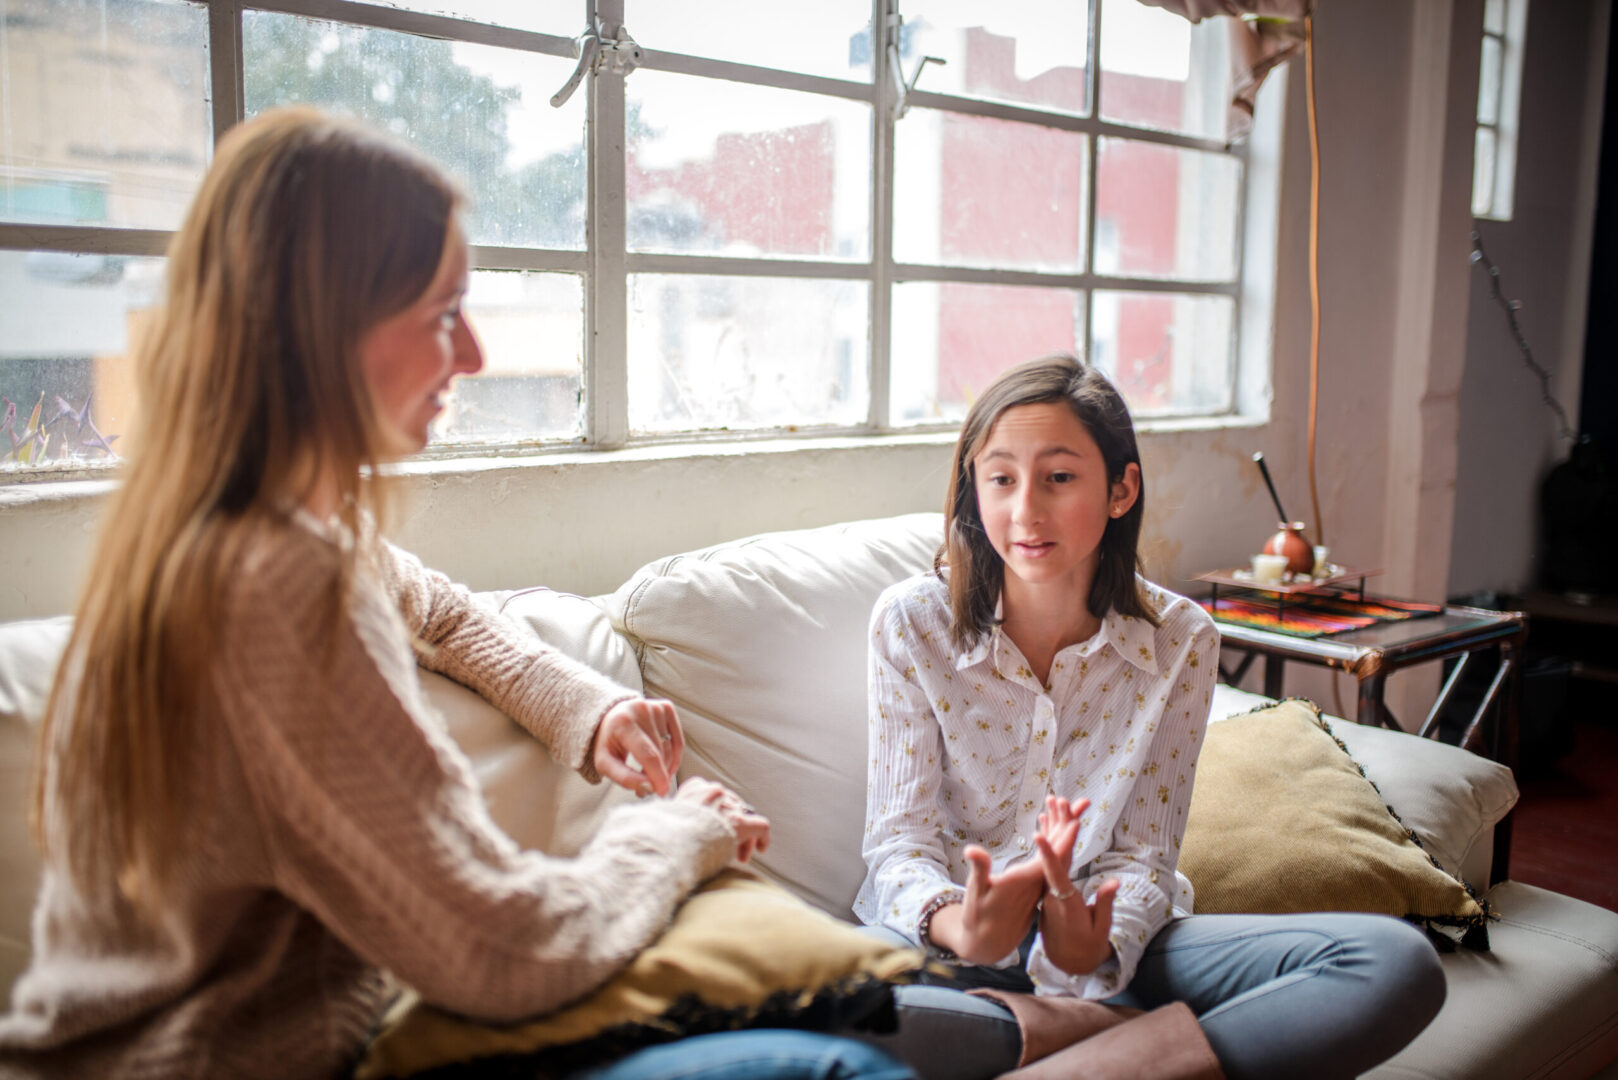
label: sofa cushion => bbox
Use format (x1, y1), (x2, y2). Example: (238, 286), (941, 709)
(1180, 699), (1487, 935)
(603, 513), (944, 919)
(355, 869), (924, 1080)
(1210, 684), (1518, 889)
(0, 616), (72, 1003)
(1365, 881), (1618, 1080)
(472, 587), (641, 856)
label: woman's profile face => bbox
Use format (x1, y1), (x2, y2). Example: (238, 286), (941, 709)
(357, 219), (483, 459)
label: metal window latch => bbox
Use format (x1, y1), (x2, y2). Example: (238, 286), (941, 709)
(550, 18), (643, 108)
(886, 9), (945, 121)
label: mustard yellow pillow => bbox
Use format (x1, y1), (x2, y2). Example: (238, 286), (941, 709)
(1179, 699), (1488, 945)
(356, 870), (924, 1079)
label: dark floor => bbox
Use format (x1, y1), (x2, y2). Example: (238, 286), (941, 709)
(1505, 683), (1618, 912)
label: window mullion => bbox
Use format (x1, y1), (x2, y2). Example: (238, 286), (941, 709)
(587, 0), (629, 449)
(208, 0), (245, 143)
(1081, 0), (1103, 363)
(868, 0), (897, 433)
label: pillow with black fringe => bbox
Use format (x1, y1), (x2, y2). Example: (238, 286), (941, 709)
(355, 869), (924, 1079)
(1178, 699), (1490, 950)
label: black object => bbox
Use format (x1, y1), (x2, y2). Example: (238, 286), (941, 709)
(1539, 436), (1618, 595)
(1252, 452), (1289, 524)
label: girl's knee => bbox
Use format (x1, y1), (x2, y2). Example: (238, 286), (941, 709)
(1356, 917), (1447, 1022)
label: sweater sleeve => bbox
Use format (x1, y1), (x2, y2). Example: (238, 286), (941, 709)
(375, 539), (637, 780)
(220, 540), (735, 1023)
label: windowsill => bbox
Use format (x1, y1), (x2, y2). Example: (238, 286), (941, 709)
(0, 410), (1269, 510)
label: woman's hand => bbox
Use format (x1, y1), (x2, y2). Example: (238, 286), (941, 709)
(593, 698), (683, 796)
(1035, 796), (1119, 976)
(927, 846), (1048, 965)
(674, 777), (771, 864)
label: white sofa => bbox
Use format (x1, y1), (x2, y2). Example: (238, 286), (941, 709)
(3, 512), (1616, 1078)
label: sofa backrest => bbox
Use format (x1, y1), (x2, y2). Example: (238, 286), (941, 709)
(603, 512), (944, 919)
(0, 586), (635, 1004)
(0, 616), (72, 1004)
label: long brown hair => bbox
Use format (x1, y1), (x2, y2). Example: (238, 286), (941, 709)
(33, 107), (463, 909)
(938, 353), (1157, 651)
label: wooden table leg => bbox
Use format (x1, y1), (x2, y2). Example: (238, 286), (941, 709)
(1491, 638), (1524, 885)
(1357, 671), (1388, 728)
(1263, 654), (1285, 700)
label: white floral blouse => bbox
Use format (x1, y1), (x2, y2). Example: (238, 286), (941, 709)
(853, 569), (1220, 999)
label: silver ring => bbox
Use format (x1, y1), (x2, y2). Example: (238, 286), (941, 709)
(1051, 886), (1078, 902)
(657, 733), (673, 743)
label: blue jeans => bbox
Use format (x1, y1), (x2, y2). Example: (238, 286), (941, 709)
(856, 913), (1446, 1080)
(565, 1030), (919, 1080)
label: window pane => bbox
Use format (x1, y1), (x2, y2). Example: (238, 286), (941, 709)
(627, 72), (871, 261)
(1478, 35), (1503, 125)
(1090, 291), (1232, 414)
(628, 1), (873, 82)
(1096, 138), (1240, 282)
(897, 1), (1091, 114)
(890, 281), (1083, 425)
(1485, 0), (1507, 35)
(243, 12), (587, 250)
(628, 275), (869, 433)
(435, 271), (583, 444)
(894, 110), (1087, 273)
(335, 0), (576, 35)
(1473, 127), (1498, 218)
(1, 0), (210, 230)
(1099, 0), (1231, 141)
(0, 252), (164, 468)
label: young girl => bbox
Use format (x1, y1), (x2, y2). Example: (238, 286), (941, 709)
(0, 108), (914, 1080)
(856, 354), (1445, 1079)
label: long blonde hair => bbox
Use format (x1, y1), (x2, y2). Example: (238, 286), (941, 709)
(33, 107), (463, 909)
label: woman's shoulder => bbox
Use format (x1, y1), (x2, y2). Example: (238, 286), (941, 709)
(226, 514), (346, 625)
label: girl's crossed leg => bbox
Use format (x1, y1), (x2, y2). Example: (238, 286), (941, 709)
(854, 912), (1444, 1080)
(1108, 912), (1445, 1080)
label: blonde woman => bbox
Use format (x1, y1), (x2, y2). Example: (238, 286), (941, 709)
(0, 108), (914, 1080)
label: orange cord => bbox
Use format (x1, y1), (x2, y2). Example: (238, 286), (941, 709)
(1305, 13), (1324, 552)
(1306, 12), (1344, 716)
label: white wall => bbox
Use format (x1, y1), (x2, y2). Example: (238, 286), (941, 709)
(1449, 0), (1609, 599)
(0, 1), (1603, 736)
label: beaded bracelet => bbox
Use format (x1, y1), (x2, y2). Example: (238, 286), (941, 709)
(916, 891), (963, 960)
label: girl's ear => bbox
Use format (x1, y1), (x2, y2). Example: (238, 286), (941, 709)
(1109, 462), (1141, 518)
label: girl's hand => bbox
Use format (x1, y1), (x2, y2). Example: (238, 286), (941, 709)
(928, 846), (1048, 965)
(594, 698), (684, 796)
(674, 777), (771, 864)
(1035, 796), (1119, 976)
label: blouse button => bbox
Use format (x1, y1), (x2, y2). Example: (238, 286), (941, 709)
(1016, 836), (1029, 850)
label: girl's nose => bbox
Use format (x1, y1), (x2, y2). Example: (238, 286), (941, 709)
(454, 316), (485, 376)
(1011, 485), (1043, 525)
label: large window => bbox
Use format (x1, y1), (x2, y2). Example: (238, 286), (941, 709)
(0, 0), (1271, 472)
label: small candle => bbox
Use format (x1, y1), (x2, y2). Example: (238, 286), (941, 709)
(1252, 553), (1289, 584)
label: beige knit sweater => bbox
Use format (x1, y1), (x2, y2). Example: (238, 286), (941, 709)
(0, 516), (736, 1080)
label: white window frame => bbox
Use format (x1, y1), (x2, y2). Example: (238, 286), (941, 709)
(0, 0), (1284, 475)
(1473, 0), (1528, 221)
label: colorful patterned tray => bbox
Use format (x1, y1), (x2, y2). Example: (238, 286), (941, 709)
(1197, 593), (1445, 639)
